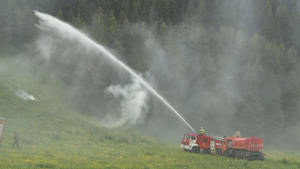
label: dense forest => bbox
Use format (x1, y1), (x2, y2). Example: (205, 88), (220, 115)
(1, 0), (300, 146)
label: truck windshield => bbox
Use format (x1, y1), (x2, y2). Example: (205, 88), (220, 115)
(184, 135), (190, 139)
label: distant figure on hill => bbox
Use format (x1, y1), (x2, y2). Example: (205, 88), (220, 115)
(12, 131), (20, 149)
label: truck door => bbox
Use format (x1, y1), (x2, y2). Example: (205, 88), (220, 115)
(210, 140), (215, 148)
(189, 136), (196, 146)
(181, 134), (190, 145)
(202, 138), (209, 149)
(227, 140), (232, 149)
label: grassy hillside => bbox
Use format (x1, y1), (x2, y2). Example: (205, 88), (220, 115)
(0, 57), (299, 168)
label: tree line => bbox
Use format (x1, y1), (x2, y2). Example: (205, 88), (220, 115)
(2, 0), (300, 55)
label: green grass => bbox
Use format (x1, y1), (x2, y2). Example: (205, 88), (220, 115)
(0, 57), (300, 168)
(1, 140), (300, 169)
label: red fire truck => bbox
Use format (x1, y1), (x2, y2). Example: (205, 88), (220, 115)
(181, 129), (265, 160)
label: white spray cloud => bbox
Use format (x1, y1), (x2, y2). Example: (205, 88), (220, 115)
(16, 90), (36, 101)
(100, 77), (149, 128)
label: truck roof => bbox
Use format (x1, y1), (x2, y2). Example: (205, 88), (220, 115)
(184, 132), (197, 136)
(211, 136), (224, 140)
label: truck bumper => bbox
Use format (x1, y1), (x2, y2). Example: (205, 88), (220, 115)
(181, 144), (191, 150)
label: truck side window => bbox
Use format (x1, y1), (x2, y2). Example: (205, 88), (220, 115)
(204, 138), (207, 142)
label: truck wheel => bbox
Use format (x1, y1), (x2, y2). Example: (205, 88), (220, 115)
(237, 152), (241, 159)
(240, 152), (244, 159)
(192, 147), (199, 153)
(234, 152), (238, 159)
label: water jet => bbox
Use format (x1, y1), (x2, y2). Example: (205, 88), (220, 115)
(35, 11), (195, 132)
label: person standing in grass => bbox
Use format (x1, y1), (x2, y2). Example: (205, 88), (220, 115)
(12, 131), (20, 149)
(211, 145), (216, 156)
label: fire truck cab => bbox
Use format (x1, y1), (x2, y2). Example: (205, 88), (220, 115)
(181, 132), (197, 150)
(181, 132), (212, 153)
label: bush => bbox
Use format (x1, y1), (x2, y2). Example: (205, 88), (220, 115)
(35, 163), (55, 168)
(23, 139), (36, 145)
(103, 133), (115, 141)
(44, 150), (54, 158)
(117, 136), (129, 144)
(50, 134), (61, 140)
(282, 158), (288, 164)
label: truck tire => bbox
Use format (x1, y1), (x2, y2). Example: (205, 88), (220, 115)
(234, 151), (238, 159)
(240, 152), (245, 159)
(192, 147), (199, 153)
(216, 149), (222, 156)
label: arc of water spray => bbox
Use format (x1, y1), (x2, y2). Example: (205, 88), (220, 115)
(35, 11), (196, 132)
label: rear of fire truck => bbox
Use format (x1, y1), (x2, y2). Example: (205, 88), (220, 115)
(223, 136), (265, 160)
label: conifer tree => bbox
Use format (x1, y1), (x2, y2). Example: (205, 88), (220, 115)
(92, 7), (106, 44)
(142, 0), (149, 23)
(57, 7), (64, 20)
(73, 13), (85, 28)
(198, 0), (208, 24)
(119, 11), (130, 27)
(133, 0), (142, 22)
(186, 0), (196, 23)
(261, 0), (275, 41)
